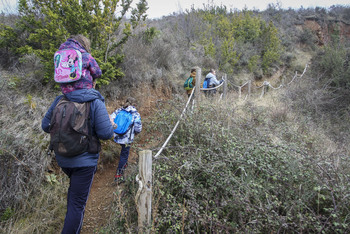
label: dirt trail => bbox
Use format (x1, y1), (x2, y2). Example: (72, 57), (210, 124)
(81, 132), (141, 233)
(81, 161), (117, 233)
(81, 86), (170, 233)
(81, 149), (139, 233)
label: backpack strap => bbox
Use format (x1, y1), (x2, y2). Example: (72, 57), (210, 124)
(127, 122), (135, 142)
(126, 110), (135, 141)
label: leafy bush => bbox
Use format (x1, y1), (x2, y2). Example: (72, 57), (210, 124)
(288, 42), (350, 120)
(315, 43), (350, 89)
(101, 164), (139, 233)
(112, 97), (350, 233)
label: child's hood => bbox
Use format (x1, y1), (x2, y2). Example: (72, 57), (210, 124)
(124, 105), (138, 113)
(58, 38), (87, 54)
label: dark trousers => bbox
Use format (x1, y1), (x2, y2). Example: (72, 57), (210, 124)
(205, 85), (216, 97)
(116, 144), (131, 175)
(61, 166), (97, 234)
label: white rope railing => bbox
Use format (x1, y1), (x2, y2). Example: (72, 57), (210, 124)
(286, 64), (308, 86)
(199, 80), (225, 91)
(231, 80), (250, 88)
(244, 64), (309, 98)
(153, 86), (195, 159)
(257, 64), (309, 90)
(269, 84), (283, 90)
(226, 79), (251, 99)
(153, 64), (308, 158)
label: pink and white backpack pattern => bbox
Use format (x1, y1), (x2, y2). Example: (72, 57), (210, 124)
(54, 49), (83, 83)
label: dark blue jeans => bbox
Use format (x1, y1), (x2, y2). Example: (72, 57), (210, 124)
(61, 166), (97, 234)
(116, 144), (131, 175)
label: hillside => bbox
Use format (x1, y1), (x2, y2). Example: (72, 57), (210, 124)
(82, 61), (310, 233)
(1, 3), (350, 233)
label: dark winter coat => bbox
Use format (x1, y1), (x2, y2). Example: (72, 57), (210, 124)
(42, 89), (114, 168)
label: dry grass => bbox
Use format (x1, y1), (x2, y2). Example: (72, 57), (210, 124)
(2, 175), (68, 234)
(0, 69), (61, 231)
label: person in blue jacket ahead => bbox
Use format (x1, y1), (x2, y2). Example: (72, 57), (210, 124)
(42, 35), (114, 234)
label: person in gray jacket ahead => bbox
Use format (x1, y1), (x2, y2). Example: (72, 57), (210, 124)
(205, 68), (224, 96)
(205, 68), (223, 96)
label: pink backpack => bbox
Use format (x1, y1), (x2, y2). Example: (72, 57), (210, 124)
(54, 49), (83, 83)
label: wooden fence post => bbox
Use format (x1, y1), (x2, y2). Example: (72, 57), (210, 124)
(260, 81), (269, 98)
(260, 84), (265, 98)
(136, 150), (152, 233)
(195, 67), (201, 106)
(223, 74), (227, 98)
(248, 80), (251, 98)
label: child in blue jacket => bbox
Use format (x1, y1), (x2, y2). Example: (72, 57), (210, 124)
(110, 97), (142, 184)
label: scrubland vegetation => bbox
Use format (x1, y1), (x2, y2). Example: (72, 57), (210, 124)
(1, 1), (350, 233)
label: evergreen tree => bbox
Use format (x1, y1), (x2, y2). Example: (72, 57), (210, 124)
(1, 0), (148, 85)
(261, 21), (282, 73)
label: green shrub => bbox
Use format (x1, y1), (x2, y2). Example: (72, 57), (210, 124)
(1, 208), (14, 222)
(316, 43), (350, 89)
(141, 98), (350, 233)
(292, 42), (350, 120)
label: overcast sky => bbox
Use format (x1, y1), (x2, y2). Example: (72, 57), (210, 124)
(1, 0), (349, 18)
(146, 0), (350, 18)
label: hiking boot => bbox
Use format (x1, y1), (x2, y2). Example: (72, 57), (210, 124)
(122, 162), (128, 170)
(114, 174), (125, 185)
(117, 163), (129, 175)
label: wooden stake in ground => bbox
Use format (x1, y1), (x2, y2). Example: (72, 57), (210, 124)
(223, 74), (227, 98)
(195, 67), (201, 105)
(136, 150), (152, 233)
